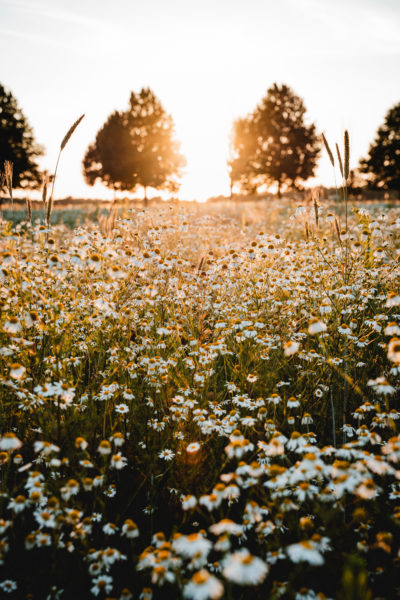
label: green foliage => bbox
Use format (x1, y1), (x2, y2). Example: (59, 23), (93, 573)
(0, 83), (43, 189)
(339, 555), (371, 600)
(2, 207), (104, 228)
(229, 83), (320, 197)
(360, 102), (400, 193)
(82, 88), (186, 201)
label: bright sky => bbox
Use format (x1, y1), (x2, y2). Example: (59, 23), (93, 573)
(1, 0), (400, 201)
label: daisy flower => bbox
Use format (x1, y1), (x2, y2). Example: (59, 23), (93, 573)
(308, 319), (327, 335)
(182, 495), (197, 510)
(0, 433), (22, 451)
(384, 322), (400, 336)
(286, 540), (324, 565)
(97, 440), (112, 455)
(9, 363), (26, 380)
(388, 338), (400, 363)
(284, 340), (300, 356)
(110, 453), (127, 469)
(172, 533), (212, 559)
(183, 570), (224, 600)
(222, 549), (268, 585)
(0, 580), (17, 593)
(90, 575), (113, 597)
(7, 494), (29, 513)
(367, 376), (395, 395)
(3, 317), (22, 335)
(386, 292), (400, 307)
(122, 519), (139, 538)
(209, 519), (244, 537)
(159, 449), (175, 461)
(186, 442), (201, 454)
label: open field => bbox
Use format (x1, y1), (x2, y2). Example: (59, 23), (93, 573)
(1, 198), (400, 599)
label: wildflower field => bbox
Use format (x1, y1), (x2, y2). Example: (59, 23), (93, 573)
(1, 197), (400, 600)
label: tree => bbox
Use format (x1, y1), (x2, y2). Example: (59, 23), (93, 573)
(359, 102), (400, 195)
(229, 83), (320, 198)
(83, 88), (186, 202)
(0, 83), (43, 189)
(83, 111), (135, 192)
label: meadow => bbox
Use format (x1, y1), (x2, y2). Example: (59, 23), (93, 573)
(0, 196), (400, 599)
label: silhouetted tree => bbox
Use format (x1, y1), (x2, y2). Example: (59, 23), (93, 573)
(83, 88), (186, 203)
(0, 83), (43, 189)
(83, 111), (134, 193)
(229, 83), (320, 197)
(359, 102), (400, 195)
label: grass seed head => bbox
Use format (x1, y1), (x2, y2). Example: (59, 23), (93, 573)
(344, 129), (350, 180)
(321, 134), (334, 168)
(336, 143), (344, 179)
(4, 161), (13, 203)
(60, 114), (85, 151)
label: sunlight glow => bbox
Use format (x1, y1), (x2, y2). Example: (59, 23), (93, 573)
(174, 110), (231, 202)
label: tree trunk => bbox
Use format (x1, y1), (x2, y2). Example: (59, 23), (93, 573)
(277, 180), (282, 199)
(144, 186), (148, 207)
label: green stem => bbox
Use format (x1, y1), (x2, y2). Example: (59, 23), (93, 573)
(343, 336), (348, 444)
(330, 384), (336, 447)
(47, 150), (61, 227)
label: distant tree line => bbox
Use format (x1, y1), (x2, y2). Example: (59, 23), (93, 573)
(1, 80), (400, 199)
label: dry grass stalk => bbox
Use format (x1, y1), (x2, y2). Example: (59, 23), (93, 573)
(344, 130), (350, 181)
(107, 201), (117, 236)
(0, 171), (4, 211)
(197, 256), (205, 274)
(4, 161), (13, 204)
(322, 134), (335, 168)
(334, 217), (342, 244)
(42, 173), (48, 206)
(313, 196), (319, 228)
(26, 197), (32, 225)
(47, 114), (85, 226)
(336, 143), (344, 179)
(46, 194), (53, 227)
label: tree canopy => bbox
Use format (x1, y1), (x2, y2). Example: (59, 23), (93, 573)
(83, 88), (186, 202)
(228, 83), (320, 197)
(0, 83), (43, 189)
(359, 102), (400, 194)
